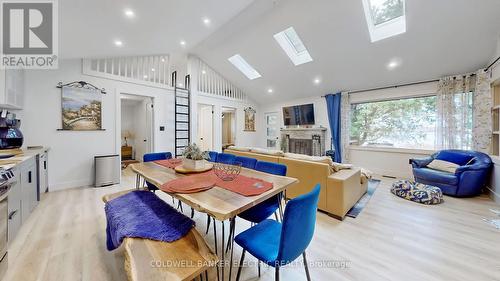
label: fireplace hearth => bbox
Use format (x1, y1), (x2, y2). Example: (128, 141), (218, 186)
(281, 127), (327, 156)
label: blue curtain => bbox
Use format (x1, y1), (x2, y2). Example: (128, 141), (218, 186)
(325, 93), (342, 162)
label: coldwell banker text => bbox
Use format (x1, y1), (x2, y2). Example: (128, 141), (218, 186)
(0, 0), (58, 69)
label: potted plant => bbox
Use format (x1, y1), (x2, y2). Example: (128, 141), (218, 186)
(182, 143), (209, 170)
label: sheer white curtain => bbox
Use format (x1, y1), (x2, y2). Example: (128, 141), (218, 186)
(472, 70), (492, 153)
(435, 74), (476, 150)
(340, 91), (351, 163)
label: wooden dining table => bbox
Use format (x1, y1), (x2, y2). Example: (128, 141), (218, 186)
(129, 161), (298, 281)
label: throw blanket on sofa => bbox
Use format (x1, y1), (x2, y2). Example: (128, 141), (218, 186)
(331, 162), (373, 184)
(105, 190), (195, 251)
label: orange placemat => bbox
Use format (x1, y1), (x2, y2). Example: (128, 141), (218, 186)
(160, 174), (216, 194)
(154, 158), (183, 169)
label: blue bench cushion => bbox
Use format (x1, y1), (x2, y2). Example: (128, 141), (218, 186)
(391, 180), (443, 205)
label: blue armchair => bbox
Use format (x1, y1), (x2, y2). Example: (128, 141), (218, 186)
(410, 150), (492, 197)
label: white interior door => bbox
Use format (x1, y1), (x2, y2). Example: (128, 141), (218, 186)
(265, 112), (279, 149)
(198, 104), (214, 151)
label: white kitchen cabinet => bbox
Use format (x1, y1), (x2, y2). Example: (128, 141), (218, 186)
(0, 69), (24, 109)
(7, 168), (22, 243)
(38, 153), (48, 194)
(19, 157), (37, 222)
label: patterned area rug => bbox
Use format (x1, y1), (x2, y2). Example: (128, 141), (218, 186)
(346, 179), (381, 218)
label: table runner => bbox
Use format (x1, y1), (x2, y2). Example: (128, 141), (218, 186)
(159, 168), (273, 196)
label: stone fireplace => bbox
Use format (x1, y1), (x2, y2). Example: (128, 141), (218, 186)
(281, 127), (327, 156)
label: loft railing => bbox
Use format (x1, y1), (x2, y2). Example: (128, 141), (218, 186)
(197, 58), (247, 101)
(82, 55), (171, 87)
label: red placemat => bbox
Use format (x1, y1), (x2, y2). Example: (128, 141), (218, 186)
(154, 158), (183, 169)
(160, 174), (216, 193)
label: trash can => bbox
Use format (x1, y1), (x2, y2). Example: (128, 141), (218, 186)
(94, 154), (120, 187)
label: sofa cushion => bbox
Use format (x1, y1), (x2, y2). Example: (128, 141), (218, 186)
(427, 159), (459, 174)
(435, 151), (473, 166)
(250, 148), (285, 156)
(227, 146), (251, 152)
(413, 167), (458, 185)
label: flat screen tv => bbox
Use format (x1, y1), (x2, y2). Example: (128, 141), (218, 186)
(283, 103), (315, 126)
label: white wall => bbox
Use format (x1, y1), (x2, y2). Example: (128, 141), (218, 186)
(192, 93), (260, 152)
(258, 96), (331, 150)
(17, 59), (175, 190)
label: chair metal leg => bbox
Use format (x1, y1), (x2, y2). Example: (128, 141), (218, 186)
(213, 217), (220, 281)
(258, 261), (261, 277)
(303, 252), (311, 281)
(228, 217), (236, 281)
(191, 207), (195, 218)
(205, 270), (208, 281)
(177, 200), (183, 212)
(274, 211), (279, 222)
(275, 266), (280, 281)
(206, 215), (211, 234)
(235, 250), (246, 281)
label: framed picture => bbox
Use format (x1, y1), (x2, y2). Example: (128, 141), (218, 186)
(58, 81), (105, 131)
(244, 107), (256, 132)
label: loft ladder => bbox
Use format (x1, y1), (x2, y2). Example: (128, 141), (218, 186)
(174, 72), (191, 157)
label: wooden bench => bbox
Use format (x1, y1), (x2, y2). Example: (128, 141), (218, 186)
(102, 190), (218, 281)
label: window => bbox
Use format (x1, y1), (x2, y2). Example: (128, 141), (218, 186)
(350, 96), (437, 149)
(362, 0), (406, 42)
(273, 27), (313, 66)
(228, 54), (261, 80)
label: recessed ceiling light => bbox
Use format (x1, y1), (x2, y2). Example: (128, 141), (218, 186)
(203, 17), (211, 26)
(161, 58), (165, 62)
(314, 78), (321, 84)
(178, 83), (184, 87)
(114, 40), (123, 47)
(228, 54), (262, 80)
(180, 40), (186, 46)
(387, 58), (402, 70)
(267, 88), (274, 93)
(124, 9), (135, 18)
(151, 68), (155, 72)
(143, 75), (148, 79)
(202, 70), (207, 75)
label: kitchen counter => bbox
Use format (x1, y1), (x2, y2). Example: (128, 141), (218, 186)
(0, 147), (50, 170)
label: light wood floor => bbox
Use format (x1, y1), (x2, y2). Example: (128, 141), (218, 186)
(4, 168), (500, 281)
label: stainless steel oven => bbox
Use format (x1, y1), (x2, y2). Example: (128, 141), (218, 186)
(0, 168), (15, 279)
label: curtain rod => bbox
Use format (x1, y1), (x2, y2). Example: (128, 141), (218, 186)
(321, 73), (478, 97)
(485, 55), (500, 72)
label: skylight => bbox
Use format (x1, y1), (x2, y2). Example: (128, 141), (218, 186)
(228, 54), (262, 80)
(274, 27), (313, 66)
(362, 0), (406, 42)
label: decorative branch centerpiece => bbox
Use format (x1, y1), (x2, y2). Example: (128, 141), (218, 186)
(182, 143), (209, 170)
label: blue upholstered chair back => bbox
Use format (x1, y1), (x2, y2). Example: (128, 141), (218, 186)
(277, 185), (320, 264)
(143, 152), (172, 162)
(431, 150), (492, 166)
(216, 153), (237, 164)
(208, 151), (218, 162)
(255, 161), (287, 176)
(235, 156), (258, 169)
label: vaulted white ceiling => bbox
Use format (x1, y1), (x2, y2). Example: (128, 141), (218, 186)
(59, 0), (254, 59)
(60, 0), (500, 104)
(192, 0), (500, 102)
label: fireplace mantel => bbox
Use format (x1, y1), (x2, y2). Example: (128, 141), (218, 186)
(280, 127), (327, 156)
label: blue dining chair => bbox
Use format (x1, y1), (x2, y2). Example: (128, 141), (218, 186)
(235, 185), (320, 281)
(226, 161), (287, 262)
(207, 151), (218, 162)
(143, 152), (172, 192)
(234, 156), (257, 169)
(216, 153), (236, 164)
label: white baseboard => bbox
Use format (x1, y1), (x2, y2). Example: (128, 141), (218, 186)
(485, 186), (500, 204)
(49, 179), (93, 191)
